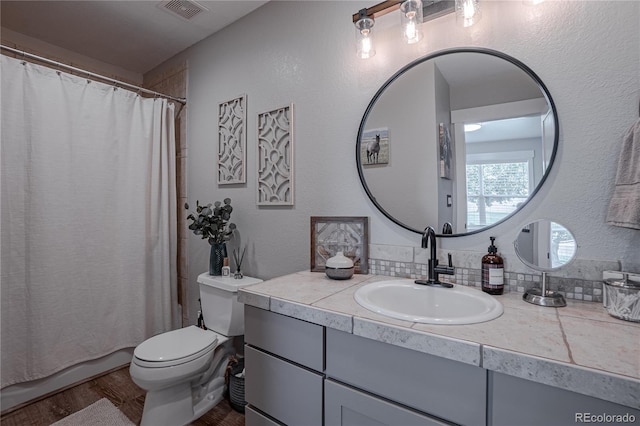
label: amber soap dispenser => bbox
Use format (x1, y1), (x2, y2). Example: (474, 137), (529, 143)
(482, 237), (504, 295)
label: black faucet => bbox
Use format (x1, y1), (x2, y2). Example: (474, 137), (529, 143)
(415, 226), (455, 288)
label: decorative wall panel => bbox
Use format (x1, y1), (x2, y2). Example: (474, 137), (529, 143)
(257, 104), (294, 205)
(218, 95), (246, 184)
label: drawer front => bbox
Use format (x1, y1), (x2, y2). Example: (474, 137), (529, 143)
(490, 372), (640, 426)
(245, 305), (324, 371)
(325, 379), (449, 426)
(245, 406), (282, 426)
(326, 328), (486, 426)
(245, 345), (323, 426)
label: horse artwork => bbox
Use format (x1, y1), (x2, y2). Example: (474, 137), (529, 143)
(361, 128), (389, 166)
(367, 134), (380, 164)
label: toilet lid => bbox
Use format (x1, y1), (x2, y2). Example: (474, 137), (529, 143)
(134, 326), (218, 362)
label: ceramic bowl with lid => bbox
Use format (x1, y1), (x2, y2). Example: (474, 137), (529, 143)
(325, 252), (354, 280)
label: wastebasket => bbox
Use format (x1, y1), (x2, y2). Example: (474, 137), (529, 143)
(226, 356), (246, 413)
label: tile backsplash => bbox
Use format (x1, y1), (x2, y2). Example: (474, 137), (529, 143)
(368, 244), (621, 303)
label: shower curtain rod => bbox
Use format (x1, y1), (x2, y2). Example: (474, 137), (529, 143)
(1, 44), (187, 105)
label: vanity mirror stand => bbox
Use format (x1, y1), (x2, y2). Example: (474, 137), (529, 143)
(522, 272), (566, 307)
(514, 220), (578, 308)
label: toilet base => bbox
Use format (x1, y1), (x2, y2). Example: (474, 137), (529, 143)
(141, 377), (226, 426)
(139, 341), (234, 426)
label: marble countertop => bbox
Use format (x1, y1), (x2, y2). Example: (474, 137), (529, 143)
(238, 271), (640, 409)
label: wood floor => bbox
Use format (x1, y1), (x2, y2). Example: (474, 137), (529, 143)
(1, 366), (245, 426)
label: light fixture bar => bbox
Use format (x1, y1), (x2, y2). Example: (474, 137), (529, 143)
(352, 0), (454, 23)
(422, 0), (455, 22)
(352, 0), (457, 59)
(352, 0), (403, 23)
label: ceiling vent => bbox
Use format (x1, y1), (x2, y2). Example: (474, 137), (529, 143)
(158, 0), (208, 21)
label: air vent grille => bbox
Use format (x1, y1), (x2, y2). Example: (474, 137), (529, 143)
(161, 0), (207, 21)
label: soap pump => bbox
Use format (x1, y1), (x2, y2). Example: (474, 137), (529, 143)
(482, 237), (504, 295)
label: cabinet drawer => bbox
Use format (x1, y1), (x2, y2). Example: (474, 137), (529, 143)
(326, 328), (486, 426)
(245, 305), (324, 371)
(245, 406), (282, 426)
(325, 379), (449, 426)
(245, 345), (323, 426)
(490, 372), (640, 426)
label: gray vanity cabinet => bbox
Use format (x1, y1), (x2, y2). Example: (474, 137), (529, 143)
(325, 328), (487, 426)
(244, 306), (324, 426)
(489, 372), (640, 426)
(244, 300), (639, 426)
(245, 306), (487, 426)
(245, 305), (639, 426)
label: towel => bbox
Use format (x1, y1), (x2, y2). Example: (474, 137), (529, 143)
(606, 118), (640, 230)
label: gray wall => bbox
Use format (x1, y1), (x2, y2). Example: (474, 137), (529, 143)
(147, 1), (640, 323)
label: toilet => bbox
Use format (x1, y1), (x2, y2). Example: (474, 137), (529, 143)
(130, 273), (262, 426)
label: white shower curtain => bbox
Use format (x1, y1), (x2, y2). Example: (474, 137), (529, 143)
(0, 55), (178, 388)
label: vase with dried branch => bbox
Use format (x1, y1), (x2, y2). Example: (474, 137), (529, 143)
(233, 247), (246, 279)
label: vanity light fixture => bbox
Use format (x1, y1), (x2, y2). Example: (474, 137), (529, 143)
(400, 0), (423, 44)
(455, 0), (481, 27)
(353, 1), (474, 59)
(355, 9), (376, 59)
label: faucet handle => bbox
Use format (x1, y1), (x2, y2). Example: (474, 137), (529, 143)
(434, 253), (455, 277)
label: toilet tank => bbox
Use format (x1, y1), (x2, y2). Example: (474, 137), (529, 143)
(197, 273), (263, 336)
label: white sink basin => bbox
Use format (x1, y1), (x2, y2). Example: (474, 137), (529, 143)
(354, 279), (503, 325)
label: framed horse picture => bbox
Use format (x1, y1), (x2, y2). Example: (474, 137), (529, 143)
(360, 127), (389, 166)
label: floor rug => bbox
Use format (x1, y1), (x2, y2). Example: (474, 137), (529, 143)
(50, 398), (134, 426)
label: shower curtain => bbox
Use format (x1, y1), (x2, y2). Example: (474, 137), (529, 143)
(0, 55), (178, 388)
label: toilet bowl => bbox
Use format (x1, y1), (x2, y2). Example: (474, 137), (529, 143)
(130, 273), (262, 426)
(130, 326), (226, 390)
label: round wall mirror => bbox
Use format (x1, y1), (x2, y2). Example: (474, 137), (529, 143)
(356, 48), (559, 237)
(514, 220), (577, 307)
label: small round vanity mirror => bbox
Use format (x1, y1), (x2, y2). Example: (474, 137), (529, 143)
(514, 220), (577, 307)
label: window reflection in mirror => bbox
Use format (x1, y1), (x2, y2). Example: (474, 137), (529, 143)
(463, 116), (539, 231)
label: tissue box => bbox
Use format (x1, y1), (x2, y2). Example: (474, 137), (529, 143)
(602, 271), (640, 323)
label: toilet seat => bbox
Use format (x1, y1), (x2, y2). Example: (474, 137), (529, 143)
(133, 326), (219, 368)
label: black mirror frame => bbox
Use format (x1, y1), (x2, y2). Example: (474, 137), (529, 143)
(356, 47), (559, 237)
